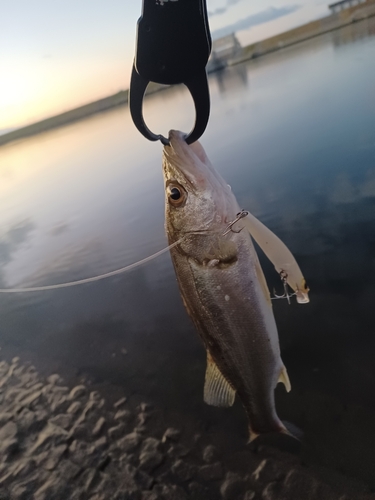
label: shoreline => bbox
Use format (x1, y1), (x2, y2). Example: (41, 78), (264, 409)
(0, 354), (370, 499)
(1, 1), (375, 148)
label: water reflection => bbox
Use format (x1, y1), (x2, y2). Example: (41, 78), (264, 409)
(332, 15), (375, 46)
(213, 64), (249, 94)
(0, 220), (35, 286)
(0, 16), (375, 489)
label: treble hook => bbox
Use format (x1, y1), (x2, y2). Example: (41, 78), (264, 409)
(271, 270), (297, 305)
(222, 210), (249, 236)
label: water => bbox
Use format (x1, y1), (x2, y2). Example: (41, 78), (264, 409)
(1, 17), (375, 488)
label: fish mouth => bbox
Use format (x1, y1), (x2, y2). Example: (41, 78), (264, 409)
(163, 130), (214, 191)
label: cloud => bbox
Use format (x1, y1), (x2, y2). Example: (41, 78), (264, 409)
(209, 0), (245, 17)
(211, 5), (301, 39)
(209, 7), (227, 16)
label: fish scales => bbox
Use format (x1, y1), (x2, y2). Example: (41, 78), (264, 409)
(163, 130), (293, 440)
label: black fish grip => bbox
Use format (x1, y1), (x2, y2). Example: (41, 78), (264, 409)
(130, 0), (212, 145)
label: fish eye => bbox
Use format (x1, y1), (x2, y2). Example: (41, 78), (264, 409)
(166, 183), (187, 207)
(170, 187), (181, 200)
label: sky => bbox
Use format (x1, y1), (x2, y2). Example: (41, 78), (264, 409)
(0, 0), (331, 132)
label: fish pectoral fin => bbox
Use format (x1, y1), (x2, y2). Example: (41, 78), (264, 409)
(278, 365), (291, 392)
(204, 352), (236, 407)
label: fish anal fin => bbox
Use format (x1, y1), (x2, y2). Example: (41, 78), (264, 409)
(248, 428), (260, 443)
(204, 352), (236, 407)
(278, 365), (291, 392)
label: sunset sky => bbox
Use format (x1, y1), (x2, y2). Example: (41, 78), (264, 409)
(0, 0), (331, 132)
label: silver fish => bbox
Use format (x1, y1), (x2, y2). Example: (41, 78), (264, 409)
(163, 130), (308, 441)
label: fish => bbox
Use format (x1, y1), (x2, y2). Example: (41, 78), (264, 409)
(162, 130), (309, 441)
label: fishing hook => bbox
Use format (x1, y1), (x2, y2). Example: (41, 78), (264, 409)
(222, 210), (249, 236)
(271, 270), (297, 305)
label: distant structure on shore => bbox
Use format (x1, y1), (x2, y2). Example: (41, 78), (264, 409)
(1, 0), (375, 148)
(207, 34), (242, 73)
(329, 0), (367, 14)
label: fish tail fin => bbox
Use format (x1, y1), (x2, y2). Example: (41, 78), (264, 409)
(247, 421), (300, 447)
(247, 423), (290, 444)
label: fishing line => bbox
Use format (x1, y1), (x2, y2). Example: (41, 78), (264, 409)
(0, 239), (183, 294)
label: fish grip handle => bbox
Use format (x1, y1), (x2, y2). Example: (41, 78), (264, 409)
(130, 0), (212, 145)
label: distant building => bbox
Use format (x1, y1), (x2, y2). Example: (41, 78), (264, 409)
(329, 0), (367, 14)
(207, 34), (242, 73)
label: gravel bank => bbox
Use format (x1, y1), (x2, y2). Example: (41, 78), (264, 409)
(0, 356), (371, 500)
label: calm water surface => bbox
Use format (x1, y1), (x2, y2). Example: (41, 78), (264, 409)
(1, 18), (375, 488)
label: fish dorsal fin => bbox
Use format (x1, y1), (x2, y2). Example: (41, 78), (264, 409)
(278, 365), (291, 392)
(242, 212), (309, 304)
(204, 352), (236, 407)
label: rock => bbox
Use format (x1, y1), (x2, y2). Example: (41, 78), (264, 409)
(94, 436), (108, 452)
(108, 423), (127, 440)
(166, 444), (190, 458)
(67, 401), (82, 414)
(137, 413), (149, 426)
(138, 403), (152, 412)
(114, 409), (132, 421)
(114, 397), (127, 408)
(92, 417), (106, 436)
(220, 473), (246, 500)
(171, 459), (197, 482)
(202, 445), (220, 464)
(59, 459), (82, 480)
(29, 422), (68, 455)
(139, 450), (164, 472)
(243, 492), (255, 500)
(188, 482), (209, 500)
(114, 490), (141, 500)
(261, 481), (285, 500)
(134, 425), (148, 435)
(68, 422), (90, 441)
(34, 472), (68, 500)
(79, 467), (99, 492)
(4, 387), (22, 403)
(11, 458), (36, 479)
(0, 413), (12, 425)
(47, 374), (62, 385)
(141, 437), (160, 454)
(0, 421), (18, 441)
(118, 433), (141, 453)
(282, 469), (322, 500)
(198, 462), (224, 481)
(50, 394), (68, 413)
(162, 428), (181, 443)
(49, 413), (73, 430)
(251, 459), (267, 481)
(10, 483), (29, 500)
(0, 421), (18, 456)
(68, 385), (87, 400)
(153, 484), (188, 500)
(69, 440), (98, 469)
(125, 464), (153, 490)
(0, 360), (9, 371)
(16, 408), (38, 433)
(44, 444), (67, 470)
(141, 492), (159, 500)
(89, 391), (101, 401)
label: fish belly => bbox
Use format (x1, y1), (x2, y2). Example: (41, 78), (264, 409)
(169, 232), (286, 436)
